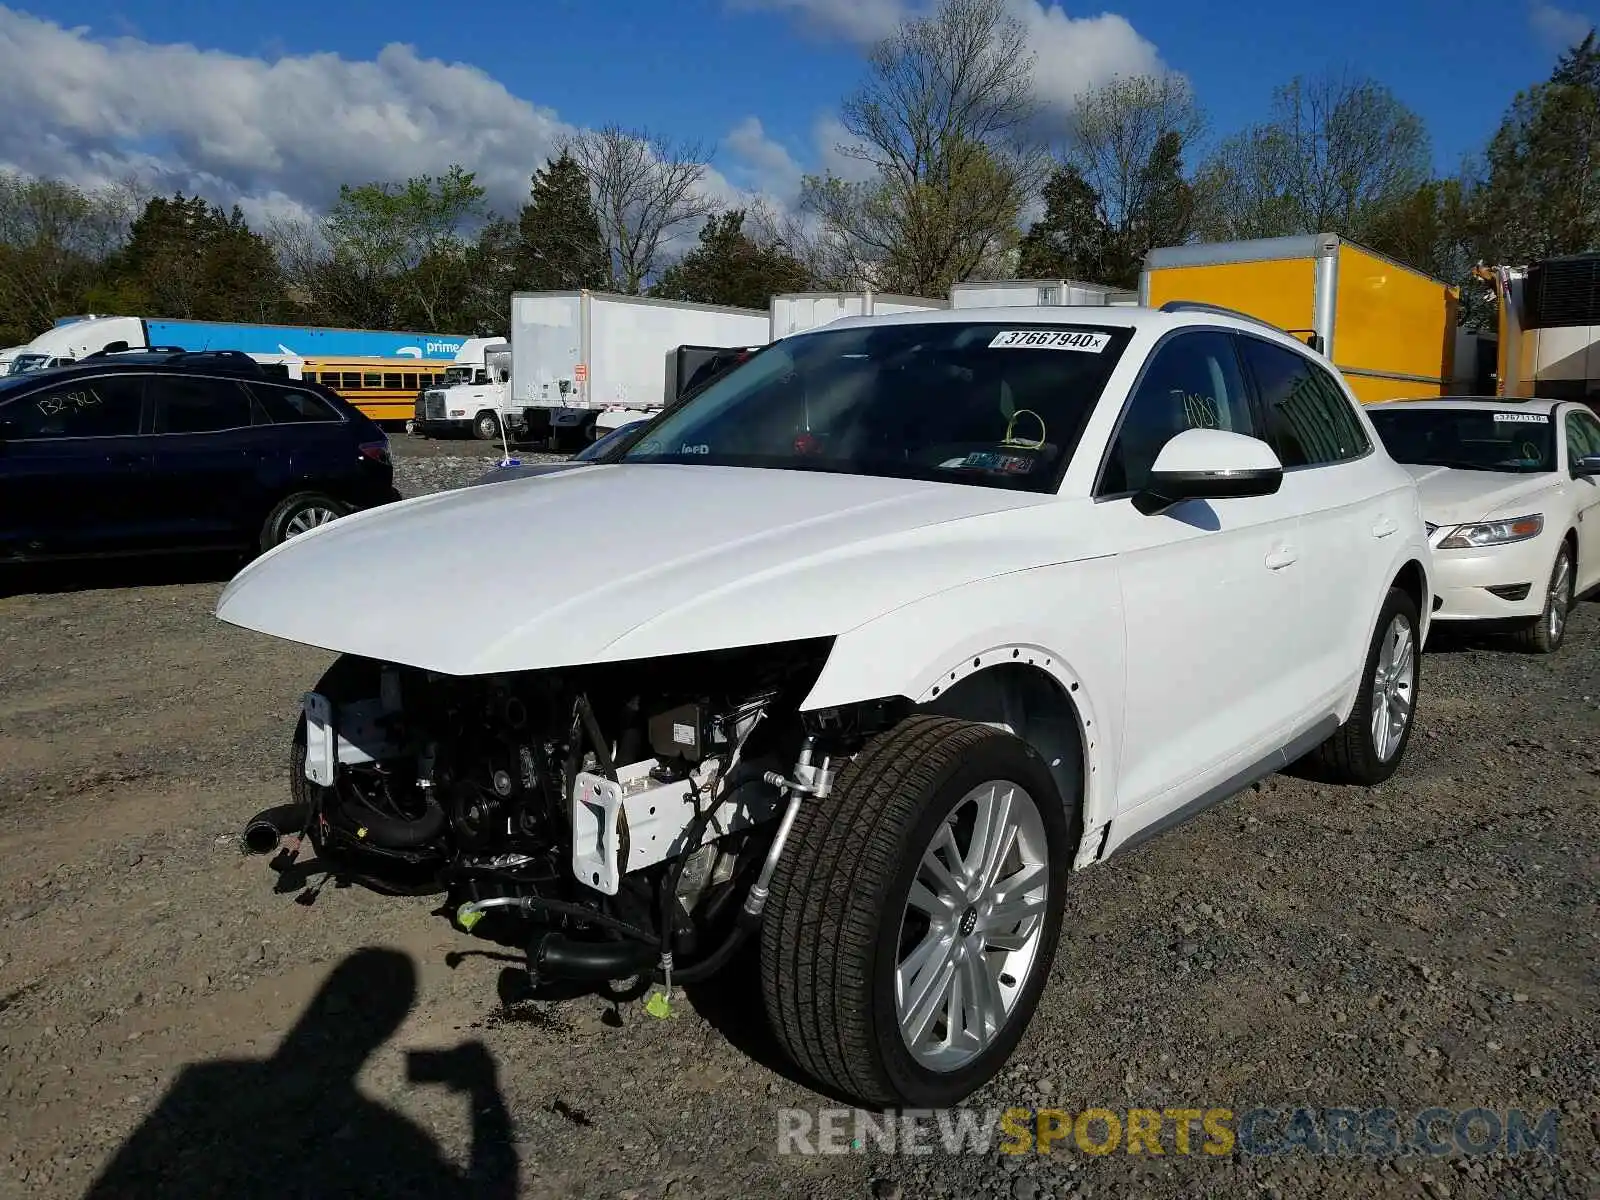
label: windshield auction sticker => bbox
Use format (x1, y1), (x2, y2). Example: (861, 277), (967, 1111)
(1493, 412), (1549, 423)
(989, 330), (1110, 352)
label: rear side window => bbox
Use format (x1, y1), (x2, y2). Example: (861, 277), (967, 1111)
(153, 376), (253, 433)
(2, 375), (145, 439)
(1237, 336), (1370, 467)
(253, 385), (341, 424)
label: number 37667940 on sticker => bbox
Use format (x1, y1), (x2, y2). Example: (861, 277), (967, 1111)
(988, 329), (1111, 352)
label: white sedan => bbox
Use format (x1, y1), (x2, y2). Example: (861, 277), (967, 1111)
(217, 302), (1433, 1108)
(1366, 397), (1600, 652)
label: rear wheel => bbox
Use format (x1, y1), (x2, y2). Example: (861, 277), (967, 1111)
(1510, 542), (1574, 654)
(1307, 585), (1420, 786)
(259, 491), (349, 553)
(759, 715), (1072, 1108)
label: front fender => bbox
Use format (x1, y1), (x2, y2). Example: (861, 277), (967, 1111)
(800, 557), (1125, 838)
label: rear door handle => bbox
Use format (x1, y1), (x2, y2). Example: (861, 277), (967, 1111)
(1265, 545), (1297, 570)
(1372, 516), (1398, 538)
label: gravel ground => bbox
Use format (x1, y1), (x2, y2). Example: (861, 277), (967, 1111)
(0, 454), (1595, 1199)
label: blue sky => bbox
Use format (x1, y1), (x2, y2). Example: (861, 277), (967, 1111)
(10, 0), (1598, 222)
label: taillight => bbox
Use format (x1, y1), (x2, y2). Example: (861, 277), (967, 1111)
(358, 439), (390, 465)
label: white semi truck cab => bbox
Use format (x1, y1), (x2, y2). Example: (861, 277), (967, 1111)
(412, 337), (513, 440)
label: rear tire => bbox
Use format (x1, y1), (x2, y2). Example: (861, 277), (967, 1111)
(759, 715), (1072, 1108)
(259, 491), (349, 553)
(1509, 542), (1574, 654)
(1308, 586), (1421, 786)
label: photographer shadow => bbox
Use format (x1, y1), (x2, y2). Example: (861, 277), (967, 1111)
(84, 946), (518, 1200)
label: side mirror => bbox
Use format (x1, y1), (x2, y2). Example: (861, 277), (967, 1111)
(1572, 454), (1600, 479)
(1132, 428), (1284, 516)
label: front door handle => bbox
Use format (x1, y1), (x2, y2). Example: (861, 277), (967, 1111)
(1372, 516), (1398, 539)
(1265, 545), (1297, 570)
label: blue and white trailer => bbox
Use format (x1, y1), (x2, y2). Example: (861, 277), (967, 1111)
(8, 315), (470, 375)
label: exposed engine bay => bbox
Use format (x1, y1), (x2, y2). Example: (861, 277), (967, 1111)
(243, 637), (890, 986)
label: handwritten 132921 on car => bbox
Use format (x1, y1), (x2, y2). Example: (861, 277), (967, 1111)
(215, 302), (1435, 1109)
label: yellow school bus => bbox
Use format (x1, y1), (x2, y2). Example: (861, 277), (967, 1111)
(1142, 234), (1459, 403)
(300, 357), (451, 423)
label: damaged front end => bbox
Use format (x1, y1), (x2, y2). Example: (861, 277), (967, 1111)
(245, 637), (851, 988)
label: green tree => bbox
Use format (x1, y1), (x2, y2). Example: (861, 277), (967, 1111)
(111, 193), (284, 321)
(1017, 164), (1113, 281)
(515, 151), (609, 290)
(652, 209), (811, 308)
(1475, 29), (1600, 260)
(296, 164), (487, 329)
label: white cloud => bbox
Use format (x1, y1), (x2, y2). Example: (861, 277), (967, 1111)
(726, 0), (908, 44)
(1529, 2), (1594, 51)
(723, 116), (805, 198)
(0, 6), (765, 233)
(730, 0), (1172, 127)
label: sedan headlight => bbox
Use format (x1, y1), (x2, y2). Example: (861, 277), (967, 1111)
(1437, 513), (1544, 549)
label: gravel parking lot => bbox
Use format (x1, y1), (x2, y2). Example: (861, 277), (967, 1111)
(0, 443), (1595, 1199)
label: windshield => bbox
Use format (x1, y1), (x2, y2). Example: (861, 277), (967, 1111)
(1367, 406), (1556, 474)
(617, 321), (1134, 491)
(10, 353), (53, 375)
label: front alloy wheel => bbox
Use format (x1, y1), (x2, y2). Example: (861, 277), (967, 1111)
(1512, 544), (1573, 654)
(896, 779), (1051, 1072)
(760, 716), (1072, 1108)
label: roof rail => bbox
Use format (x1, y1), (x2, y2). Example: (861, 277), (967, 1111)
(1158, 300), (1326, 353)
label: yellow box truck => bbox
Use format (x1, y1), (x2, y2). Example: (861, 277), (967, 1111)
(1141, 233), (1459, 403)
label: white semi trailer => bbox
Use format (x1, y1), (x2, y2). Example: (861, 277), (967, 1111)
(948, 279), (1137, 308)
(508, 291), (770, 448)
(768, 290), (947, 339)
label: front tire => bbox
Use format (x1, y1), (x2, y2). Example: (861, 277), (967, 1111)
(759, 715), (1072, 1108)
(1308, 585), (1421, 786)
(1510, 542), (1574, 654)
(473, 411), (501, 441)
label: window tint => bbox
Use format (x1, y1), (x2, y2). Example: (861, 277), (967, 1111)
(363, 372), (381, 388)
(1566, 410), (1600, 462)
(403, 372), (418, 389)
(341, 372), (361, 390)
(154, 376), (253, 433)
(1099, 331), (1257, 495)
(1238, 337), (1370, 467)
(383, 372), (401, 389)
(253, 385), (341, 423)
(2, 375), (144, 439)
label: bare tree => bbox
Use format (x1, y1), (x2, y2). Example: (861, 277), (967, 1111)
(801, 0), (1046, 295)
(562, 125), (720, 294)
(1194, 71), (1431, 242)
(0, 173), (129, 338)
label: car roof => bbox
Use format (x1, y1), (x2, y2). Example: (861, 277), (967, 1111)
(816, 302), (1320, 351)
(1364, 396), (1566, 415)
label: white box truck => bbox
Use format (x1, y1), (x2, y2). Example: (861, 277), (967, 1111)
(948, 279), (1137, 308)
(510, 291), (770, 448)
(769, 290), (948, 339)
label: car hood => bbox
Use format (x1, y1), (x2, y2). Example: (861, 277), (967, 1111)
(215, 464), (1073, 676)
(1404, 465), (1557, 526)
(469, 461), (591, 487)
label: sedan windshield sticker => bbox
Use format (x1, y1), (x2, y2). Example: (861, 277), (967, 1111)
(1493, 412), (1548, 423)
(989, 329), (1111, 352)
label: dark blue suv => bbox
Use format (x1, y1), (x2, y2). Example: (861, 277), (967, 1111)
(0, 351), (400, 562)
